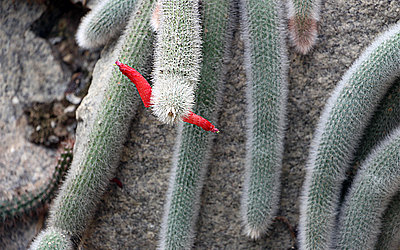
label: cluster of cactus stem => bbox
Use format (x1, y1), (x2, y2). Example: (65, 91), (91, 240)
(22, 0), (400, 249)
(299, 21), (400, 250)
(0, 141), (73, 226)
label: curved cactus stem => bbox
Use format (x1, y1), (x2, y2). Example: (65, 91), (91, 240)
(31, 0), (155, 248)
(0, 143), (72, 226)
(158, 0), (234, 249)
(151, 0), (202, 125)
(76, 0), (138, 49)
(29, 228), (73, 250)
(239, 0), (288, 240)
(299, 22), (400, 250)
(335, 127), (400, 249)
(287, 0), (320, 54)
(376, 191), (400, 250)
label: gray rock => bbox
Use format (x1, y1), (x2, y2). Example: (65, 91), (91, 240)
(0, 0), (68, 248)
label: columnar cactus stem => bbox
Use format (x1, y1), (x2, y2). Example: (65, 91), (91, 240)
(336, 127), (400, 249)
(76, 0), (138, 49)
(299, 22), (400, 250)
(30, 1), (155, 248)
(287, 0), (320, 54)
(0, 143), (72, 225)
(151, 0), (202, 125)
(376, 191), (400, 250)
(158, 0), (234, 249)
(239, 0), (288, 239)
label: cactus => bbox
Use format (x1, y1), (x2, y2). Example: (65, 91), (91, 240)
(158, 0), (234, 249)
(151, 0), (202, 125)
(0, 141), (72, 226)
(29, 228), (72, 250)
(30, 0), (155, 248)
(239, 0), (288, 239)
(76, 0), (138, 49)
(299, 22), (400, 250)
(335, 126), (400, 249)
(376, 191), (400, 250)
(287, 0), (320, 54)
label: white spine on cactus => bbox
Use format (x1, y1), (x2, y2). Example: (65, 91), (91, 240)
(151, 0), (202, 125)
(239, 0), (288, 240)
(30, 228), (72, 250)
(76, 0), (138, 49)
(335, 127), (400, 249)
(376, 191), (400, 250)
(299, 22), (400, 250)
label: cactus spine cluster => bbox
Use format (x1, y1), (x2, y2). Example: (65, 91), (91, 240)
(76, 0), (138, 49)
(287, 0), (320, 54)
(151, 0), (202, 125)
(0, 143), (72, 225)
(336, 127), (400, 249)
(30, 0), (155, 248)
(29, 228), (72, 250)
(299, 22), (400, 250)
(158, 0), (234, 249)
(239, 0), (288, 240)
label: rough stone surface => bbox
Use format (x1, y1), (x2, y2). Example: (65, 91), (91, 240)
(2, 0), (400, 249)
(0, 0), (69, 249)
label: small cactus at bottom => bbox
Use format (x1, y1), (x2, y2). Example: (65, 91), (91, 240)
(29, 228), (72, 250)
(30, 0), (155, 248)
(335, 127), (400, 249)
(287, 0), (320, 54)
(239, 0), (288, 239)
(76, 0), (138, 49)
(299, 22), (400, 250)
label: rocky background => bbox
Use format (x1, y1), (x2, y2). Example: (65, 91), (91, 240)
(1, 0), (400, 249)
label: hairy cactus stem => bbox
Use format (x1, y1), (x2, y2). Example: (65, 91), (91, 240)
(287, 0), (320, 54)
(76, 0), (138, 49)
(239, 0), (288, 240)
(30, 1), (155, 248)
(151, 0), (203, 125)
(336, 126), (400, 249)
(158, 0), (235, 248)
(299, 22), (400, 250)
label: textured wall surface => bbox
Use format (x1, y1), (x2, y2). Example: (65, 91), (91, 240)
(1, 0), (400, 249)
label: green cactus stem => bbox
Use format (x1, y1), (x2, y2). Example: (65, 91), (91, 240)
(29, 228), (72, 250)
(159, 0), (234, 249)
(336, 127), (400, 249)
(287, 0), (320, 54)
(151, 0), (202, 125)
(239, 0), (288, 239)
(0, 142), (72, 226)
(76, 0), (138, 49)
(376, 191), (400, 250)
(299, 22), (400, 250)
(30, 0), (155, 248)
